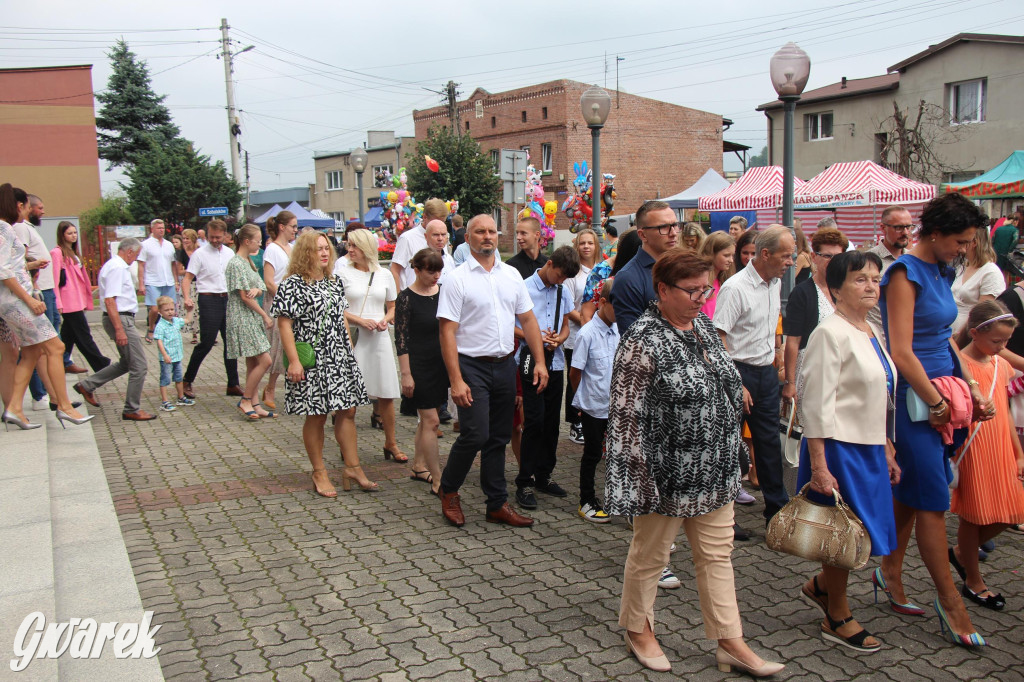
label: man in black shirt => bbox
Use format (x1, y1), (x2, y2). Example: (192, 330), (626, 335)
(506, 217), (548, 280)
(450, 214), (466, 249)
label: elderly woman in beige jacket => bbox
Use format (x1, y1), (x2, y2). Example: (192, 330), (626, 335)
(795, 250), (902, 654)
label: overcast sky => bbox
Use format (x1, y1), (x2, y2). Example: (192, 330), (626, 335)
(7, 0), (1022, 197)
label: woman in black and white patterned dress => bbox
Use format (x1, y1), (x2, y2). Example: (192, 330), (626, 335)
(272, 231), (374, 498)
(604, 248), (783, 677)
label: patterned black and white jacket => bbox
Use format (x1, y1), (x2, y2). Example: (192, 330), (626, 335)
(605, 303), (745, 518)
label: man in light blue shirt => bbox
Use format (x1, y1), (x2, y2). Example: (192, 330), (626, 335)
(570, 276), (618, 523)
(513, 246), (579, 510)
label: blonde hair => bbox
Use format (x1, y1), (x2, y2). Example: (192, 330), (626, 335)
(345, 229), (381, 272)
(422, 198), (449, 223)
(573, 228), (599, 265)
(699, 231), (736, 285)
(681, 222), (706, 252)
(286, 231), (335, 282)
(155, 295), (175, 309)
(969, 225), (997, 268)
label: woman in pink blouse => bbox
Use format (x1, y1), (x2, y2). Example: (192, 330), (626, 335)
(50, 221), (110, 372)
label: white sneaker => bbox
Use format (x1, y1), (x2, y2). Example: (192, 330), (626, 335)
(578, 502), (610, 523)
(569, 422), (585, 444)
(736, 489), (756, 505)
(32, 396), (49, 411)
(658, 567), (681, 589)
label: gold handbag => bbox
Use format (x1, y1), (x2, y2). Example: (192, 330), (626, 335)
(765, 483), (871, 570)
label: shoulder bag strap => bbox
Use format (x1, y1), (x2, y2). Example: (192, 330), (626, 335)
(553, 283), (563, 334)
(956, 355), (999, 464)
(357, 271), (374, 317)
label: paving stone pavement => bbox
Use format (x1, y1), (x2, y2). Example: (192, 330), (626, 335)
(75, 319), (1024, 681)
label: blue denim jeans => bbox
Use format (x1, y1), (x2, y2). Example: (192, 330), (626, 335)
(159, 360), (184, 387)
(28, 288), (59, 400)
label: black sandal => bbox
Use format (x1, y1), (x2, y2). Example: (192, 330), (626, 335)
(949, 547), (967, 580)
(962, 584), (1005, 611)
(801, 575), (828, 616)
(822, 613), (881, 652)
(410, 470), (433, 484)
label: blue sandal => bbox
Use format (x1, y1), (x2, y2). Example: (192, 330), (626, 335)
(253, 402), (276, 418)
(237, 399), (260, 420)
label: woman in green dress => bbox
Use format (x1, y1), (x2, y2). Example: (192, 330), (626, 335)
(226, 224), (274, 419)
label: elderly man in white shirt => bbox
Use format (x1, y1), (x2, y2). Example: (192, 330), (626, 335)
(181, 220), (240, 398)
(714, 225), (794, 525)
(73, 238), (156, 421)
(136, 218), (177, 343)
(436, 214), (549, 529)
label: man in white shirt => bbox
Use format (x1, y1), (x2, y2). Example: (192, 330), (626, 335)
(181, 220), (240, 398)
(436, 214), (549, 528)
(137, 219), (177, 343)
(714, 225), (794, 524)
(73, 239), (155, 421)
(424, 219), (456, 280)
(390, 198), (449, 292)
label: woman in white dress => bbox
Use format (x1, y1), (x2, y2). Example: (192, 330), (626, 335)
(952, 227), (1005, 334)
(335, 229), (408, 462)
(261, 210), (297, 410)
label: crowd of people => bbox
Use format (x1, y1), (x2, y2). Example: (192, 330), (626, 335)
(3, 179), (1024, 676)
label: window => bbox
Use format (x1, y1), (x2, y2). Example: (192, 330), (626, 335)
(950, 78), (986, 124)
(521, 111), (527, 123)
(372, 164), (392, 187)
(328, 211), (345, 224)
(465, 120), (470, 131)
(491, 149), (499, 170)
(805, 112), (833, 141)
(491, 116), (496, 128)
(325, 170), (343, 190)
(542, 106), (548, 120)
(541, 143), (552, 172)
(945, 170), (984, 184)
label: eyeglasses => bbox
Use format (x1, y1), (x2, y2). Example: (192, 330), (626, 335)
(667, 283), (715, 301)
(883, 223), (914, 232)
(814, 251), (838, 260)
(642, 222), (681, 235)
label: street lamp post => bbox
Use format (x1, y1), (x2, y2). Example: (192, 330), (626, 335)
(350, 146), (369, 226)
(580, 85), (612, 238)
(770, 42), (811, 308)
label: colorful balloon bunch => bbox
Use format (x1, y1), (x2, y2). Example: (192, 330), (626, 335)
(561, 161), (617, 233)
(516, 165), (556, 246)
(378, 167), (422, 240)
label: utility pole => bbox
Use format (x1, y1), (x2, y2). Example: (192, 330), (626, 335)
(244, 150), (251, 214)
(446, 80), (461, 136)
(616, 56), (625, 108)
(220, 18), (251, 219)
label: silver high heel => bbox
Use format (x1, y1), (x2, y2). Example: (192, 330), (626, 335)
(2, 410), (42, 430)
(55, 410), (95, 429)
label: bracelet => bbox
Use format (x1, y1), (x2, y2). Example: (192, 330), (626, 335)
(929, 401), (948, 416)
(928, 397), (945, 410)
(966, 379), (980, 388)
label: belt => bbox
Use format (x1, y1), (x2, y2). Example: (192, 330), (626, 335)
(102, 311), (136, 317)
(198, 292), (228, 297)
(463, 351), (514, 364)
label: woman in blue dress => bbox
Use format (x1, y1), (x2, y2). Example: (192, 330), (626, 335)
(796, 251), (899, 653)
(879, 193), (993, 647)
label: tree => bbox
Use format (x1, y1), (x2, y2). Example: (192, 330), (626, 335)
(95, 39), (179, 170)
(78, 192), (133, 241)
(123, 138), (243, 228)
(748, 145), (769, 168)
(405, 125), (502, 219)
(877, 100), (975, 184)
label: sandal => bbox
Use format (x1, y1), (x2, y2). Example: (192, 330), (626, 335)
(236, 399), (260, 420)
(410, 470), (433, 484)
(144, 333), (154, 344)
(311, 469), (337, 498)
(949, 547), (967, 581)
(370, 413), (383, 430)
(801, 575), (828, 616)
(383, 446), (409, 463)
(822, 613), (880, 652)
(962, 584), (1005, 611)
(253, 402), (277, 419)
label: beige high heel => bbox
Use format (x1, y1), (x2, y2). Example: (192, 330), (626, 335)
(341, 466), (378, 492)
(311, 469), (336, 498)
(625, 632), (670, 673)
(715, 647), (784, 677)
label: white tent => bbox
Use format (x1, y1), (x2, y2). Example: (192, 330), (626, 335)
(658, 169), (731, 209)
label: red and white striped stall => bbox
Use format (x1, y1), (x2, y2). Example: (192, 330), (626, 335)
(699, 166), (807, 212)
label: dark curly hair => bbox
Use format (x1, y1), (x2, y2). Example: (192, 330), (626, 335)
(919, 193), (988, 237)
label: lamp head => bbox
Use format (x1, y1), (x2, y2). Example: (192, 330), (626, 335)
(350, 146), (368, 173)
(770, 42), (811, 98)
(580, 85), (612, 127)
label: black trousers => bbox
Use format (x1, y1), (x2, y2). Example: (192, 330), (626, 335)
(578, 410), (608, 506)
(563, 348), (581, 423)
(516, 368), (564, 489)
(184, 295), (239, 386)
(440, 355), (516, 511)
(59, 310), (111, 372)
(735, 361), (789, 523)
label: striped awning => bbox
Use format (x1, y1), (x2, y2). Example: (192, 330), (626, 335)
(793, 160), (934, 209)
(698, 166), (805, 211)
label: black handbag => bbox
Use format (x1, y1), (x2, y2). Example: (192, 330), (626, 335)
(519, 284), (561, 378)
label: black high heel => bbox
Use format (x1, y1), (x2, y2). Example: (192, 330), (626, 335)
(370, 413), (383, 430)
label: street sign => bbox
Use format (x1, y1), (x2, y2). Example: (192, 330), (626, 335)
(199, 207), (229, 217)
(500, 149), (528, 204)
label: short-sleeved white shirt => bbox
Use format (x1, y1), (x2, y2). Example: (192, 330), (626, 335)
(437, 255), (533, 358)
(12, 222), (54, 290)
(714, 261), (780, 367)
(392, 225), (426, 289)
(98, 255), (138, 314)
(186, 243), (233, 293)
(263, 242), (290, 286)
(952, 261), (1006, 333)
(137, 236), (176, 286)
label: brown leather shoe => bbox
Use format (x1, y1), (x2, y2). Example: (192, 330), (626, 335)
(453, 420), (460, 432)
(73, 383), (100, 407)
(122, 410), (157, 421)
(65, 364), (89, 374)
(439, 490), (465, 527)
(182, 381), (195, 399)
(486, 502), (534, 527)
(225, 385), (244, 397)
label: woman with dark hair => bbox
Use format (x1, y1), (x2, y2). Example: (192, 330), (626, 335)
(260, 210), (297, 410)
(879, 192), (992, 647)
(396, 248), (448, 493)
(0, 185), (91, 429)
(795, 250), (900, 653)
(733, 229), (758, 273)
(51, 221), (110, 373)
(605, 247), (783, 676)
(580, 229), (642, 324)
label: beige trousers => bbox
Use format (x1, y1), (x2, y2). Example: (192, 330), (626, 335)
(619, 502), (742, 641)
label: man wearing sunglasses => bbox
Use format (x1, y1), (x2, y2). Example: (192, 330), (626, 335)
(613, 201), (680, 332)
(866, 205), (912, 342)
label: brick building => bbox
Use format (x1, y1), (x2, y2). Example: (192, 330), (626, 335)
(0, 65), (102, 218)
(413, 79), (725, 248)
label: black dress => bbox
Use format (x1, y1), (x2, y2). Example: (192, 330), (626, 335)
(395, 287), (449, 409)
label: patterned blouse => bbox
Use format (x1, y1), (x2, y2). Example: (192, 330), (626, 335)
(605, 302), (745, 518)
